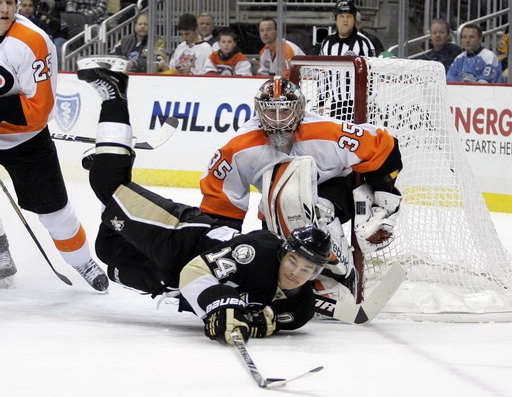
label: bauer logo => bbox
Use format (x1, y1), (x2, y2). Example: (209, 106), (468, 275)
(205, 298), (246, 314)
(55, 93), (81, 133)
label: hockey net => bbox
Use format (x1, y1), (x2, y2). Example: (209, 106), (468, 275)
(290, 56), (512, 321)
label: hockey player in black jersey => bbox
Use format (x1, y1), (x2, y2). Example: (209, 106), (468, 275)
(77, 59), (332, 345)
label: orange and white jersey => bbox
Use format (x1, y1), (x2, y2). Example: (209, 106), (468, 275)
(209, 50), (252, 76)
(0, 15), (57, 149)
(200, 111), (397, 221)
(257, 40), (304, 79)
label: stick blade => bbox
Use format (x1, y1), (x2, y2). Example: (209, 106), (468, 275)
(334, 263), (406, 324)
(134, 116), (179, 149)
(266, 366), (324, 388)
(57, 273), (73, 286)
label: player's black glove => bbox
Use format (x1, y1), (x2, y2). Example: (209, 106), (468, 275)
(202, 286), (250, 345)
(248, 305), (277, 338)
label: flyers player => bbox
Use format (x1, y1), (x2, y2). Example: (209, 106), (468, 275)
(199, 76), (403, 306)
(0, 0), (108, 290)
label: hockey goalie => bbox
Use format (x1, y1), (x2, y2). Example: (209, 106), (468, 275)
(200, 76), (403, 308)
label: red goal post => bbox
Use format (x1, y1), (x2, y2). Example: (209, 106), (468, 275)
(289, 55), (512, 321)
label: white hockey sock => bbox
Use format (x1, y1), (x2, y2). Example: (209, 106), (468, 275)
(96, 122), (133, 149)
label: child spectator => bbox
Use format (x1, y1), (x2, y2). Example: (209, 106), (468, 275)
(209, 28), (252, 76)
(162, 13), (216, 75)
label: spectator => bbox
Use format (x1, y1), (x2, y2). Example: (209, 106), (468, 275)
(355, 11), (384, 56)
(320, 1), (375, 57)
(19, 0), (48, 32)
(197, 12), (218, 49)
(209, 28), (252, 76)
(65, 0), (107, 25)
(257, 17), (304, 79)
(418, 19), (462, 73)
(36, 0), (69, 61)
(447, 24), (502, 83)
(0, 0), (108, 291)
(110, 12), (166, 73)
(162, 13), (216, 75)
(497, 28), (509, 79)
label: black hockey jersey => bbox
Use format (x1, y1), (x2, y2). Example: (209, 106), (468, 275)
(180, 229), (315, 331)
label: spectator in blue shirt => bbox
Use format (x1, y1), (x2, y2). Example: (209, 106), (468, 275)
(447, 24), (502, 83)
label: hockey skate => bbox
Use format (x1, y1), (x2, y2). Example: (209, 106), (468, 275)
(72, 259), (109, 292)
(77, 57), (128, 103)
(0, 233), (17, 284)
(0, 250), (17, 280)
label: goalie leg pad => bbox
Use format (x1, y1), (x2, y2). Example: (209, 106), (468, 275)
(261, 156), (318, 237)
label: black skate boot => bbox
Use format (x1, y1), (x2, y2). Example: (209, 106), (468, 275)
(77, 57), (128, 103)
(72, 258), (109, 292)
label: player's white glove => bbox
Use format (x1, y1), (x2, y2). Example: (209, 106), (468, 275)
(353, 183), (402, 253)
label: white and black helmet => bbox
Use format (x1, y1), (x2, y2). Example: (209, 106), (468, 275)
(254, 76), (306, 148)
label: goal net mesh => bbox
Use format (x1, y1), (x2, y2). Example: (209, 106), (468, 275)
(291, 56), (512, 319)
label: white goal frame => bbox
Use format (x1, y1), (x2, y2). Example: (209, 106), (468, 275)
(290, 56), (512, 322)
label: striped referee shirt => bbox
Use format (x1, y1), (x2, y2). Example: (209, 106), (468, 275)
(320, 28), (376, 57)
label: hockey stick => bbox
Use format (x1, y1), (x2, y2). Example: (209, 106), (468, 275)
(50, 116), (179, 150)
(314, 262), (406, 324)
(0, 179), (73, 286)
(231, 331), (324, 389)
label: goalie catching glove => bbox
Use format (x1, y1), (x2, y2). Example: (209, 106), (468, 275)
(353, 183), (402, 253)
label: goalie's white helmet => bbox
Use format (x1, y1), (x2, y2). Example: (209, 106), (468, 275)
(280, 224), (331, 280)
(254, 76), (306, 149)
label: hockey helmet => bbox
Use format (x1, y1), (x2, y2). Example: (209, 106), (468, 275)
(254, 76), (306, 148)
(333, 1), (357, 17)
(280, 225), (332, 279)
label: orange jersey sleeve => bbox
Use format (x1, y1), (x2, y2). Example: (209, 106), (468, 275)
(200, 126), (270, 220)
(0, 16), (57, 140)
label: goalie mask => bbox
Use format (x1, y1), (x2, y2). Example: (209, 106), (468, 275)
(280, 224), (331, 280)
(254, 76), (306, 149)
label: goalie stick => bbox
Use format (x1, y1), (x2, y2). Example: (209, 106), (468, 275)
(315, 263), (406, 324)
(0, 179), (73, 286)
(231, 331), (323, 389)
(50, 117), (179, 150)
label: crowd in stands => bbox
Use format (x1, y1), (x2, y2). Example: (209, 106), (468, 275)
(18, 0), (508, 81)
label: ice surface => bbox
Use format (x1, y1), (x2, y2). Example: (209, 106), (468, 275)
(1, 177), (511, 397)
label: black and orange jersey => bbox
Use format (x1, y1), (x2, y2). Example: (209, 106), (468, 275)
(209, 50), (252, 76)
(0, 15), (57, 149)
(200, 111), (400, 221)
